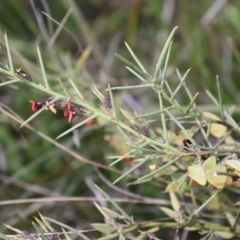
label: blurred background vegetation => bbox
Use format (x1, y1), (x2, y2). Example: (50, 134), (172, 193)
(1, 0), (240, 239)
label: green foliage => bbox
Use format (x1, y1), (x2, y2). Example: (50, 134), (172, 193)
(1, 1), (240, 239)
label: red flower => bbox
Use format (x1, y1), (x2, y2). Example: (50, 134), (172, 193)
(29, 100), (42, 111)
(63, 107), (76, 123)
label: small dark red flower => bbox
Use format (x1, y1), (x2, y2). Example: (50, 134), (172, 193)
(29, 100), (42, 111)
(64, 109), (76, 122)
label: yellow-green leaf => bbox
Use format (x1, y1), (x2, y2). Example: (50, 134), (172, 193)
(202, 156), (216, 172)
(225, 176), (233, 187)
(202, 111), (227, 138)
(159, 207), (180, 223)
(120, 108), (135, 125)
(188, 164), (206, 186)
(169, 191), (181, 212)
(225, 212), (235, 228)
(168, 129), (197, 145)
(165, 181), (186, 193)
(205, 165), (227, 189)
(189, 178), (201, 186)
(91, 223), (115, 234)
(94, 202), (121, 219)
(226, 160), (240, 173)
(214, 231), (235, 239)
(3, 225), (22, 234)
(62, 228), (72, 240)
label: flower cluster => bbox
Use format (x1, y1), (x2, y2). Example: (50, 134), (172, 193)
(29, 97), (86, 123)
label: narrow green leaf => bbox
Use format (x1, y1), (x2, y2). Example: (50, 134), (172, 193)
(171, 69), (191, 100)
(34, 217), (48, 233)
(161, 41), (173, 86)
(57, 77), (70, 97)
(0, 233), (8, 240)
(91, 84), (104, 101)
(109, 153), (128, 167)
(113, 156), (150, 185)
(106, 83), (154, 91)
(69, 78), (84, 100)
(216, 75), (224, 119)
(109, 142), (147, 166)
(32, 222), (48, 240)
(47, 8), (73, 50)
(45, 217), (90, 240)
(158, 92), (168, 143)
(108, 83), (117, 119)
(74, 46), (91, 75)
(0, 79), (21, 87)
(95, 184), (131, 221)
(133, 107), (174, 119)
(127, 177), (152, 185)
(39, 212), (54, 232)
(137, 157), (179, 182)
(193, 189), (223, 216)
(37, 46), (50, 89)
(154, 26), (178, 81)
(115, 53), (152, 80)
(185, 92), (199, 113)
(224, 110), (240, 132)
(117, 125), (133, 143)
(205, 90), (220, 109)
(177, 172), (188, 191)
(126, 66), (147, 83)
(120, 108), (135, 125)
(56, 113), (97, 139)
(19, 105), (47, 129)
(176, 69), (198, 110)
(4, 32), (13, 72)
(125, 41), (148, 73)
